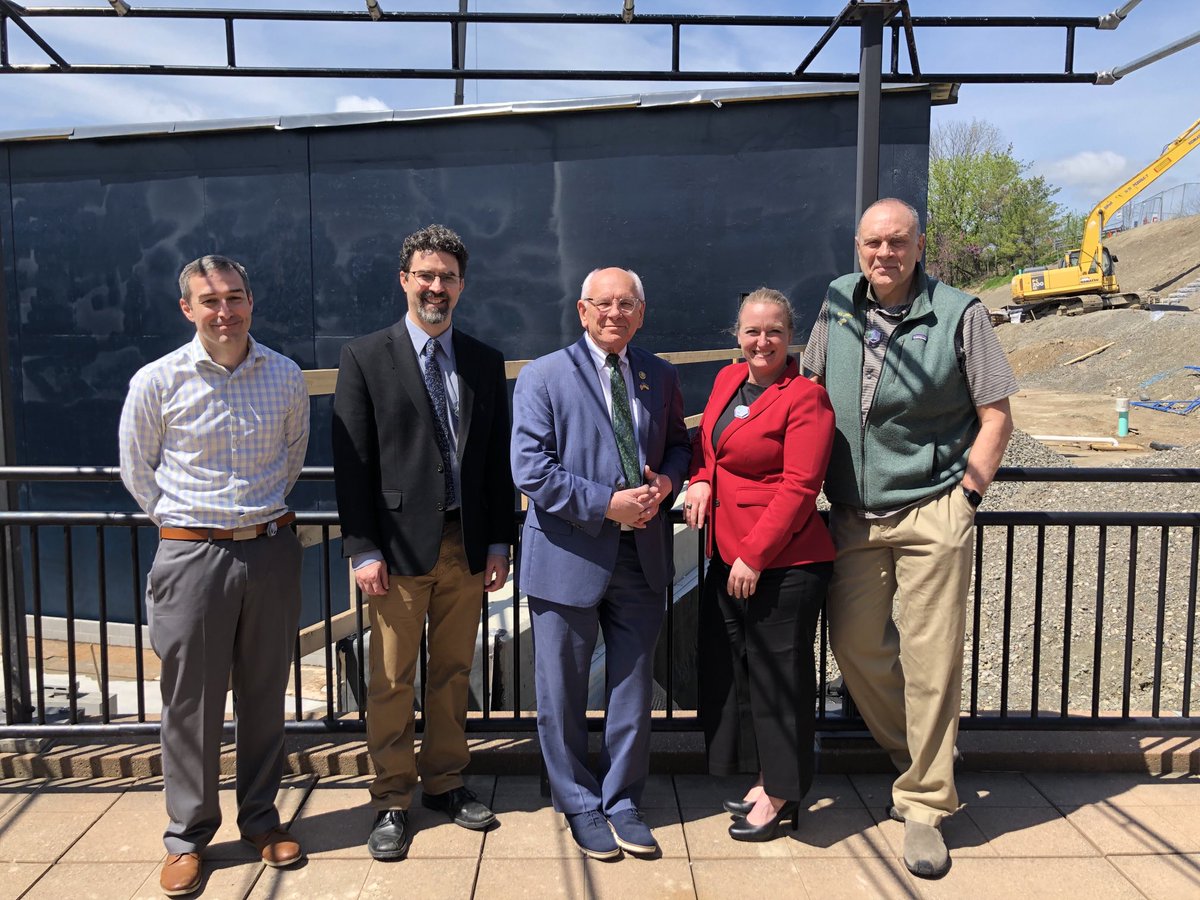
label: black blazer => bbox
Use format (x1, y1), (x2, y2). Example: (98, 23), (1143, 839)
(331, 321), (514, 576)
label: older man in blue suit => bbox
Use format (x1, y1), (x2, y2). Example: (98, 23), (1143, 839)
(511, 267), (691, 859)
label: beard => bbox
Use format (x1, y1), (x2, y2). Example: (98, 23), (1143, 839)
(416, 291), (449, 325)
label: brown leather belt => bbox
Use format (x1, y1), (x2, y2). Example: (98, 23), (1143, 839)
(160, 512), (296, 542)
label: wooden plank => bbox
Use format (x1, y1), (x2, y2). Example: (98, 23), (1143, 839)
(321, 343), (808, 387)
(297, 605), (361, 660)
(303, 368), (338, 396)
(1063, 342), (1115, 365)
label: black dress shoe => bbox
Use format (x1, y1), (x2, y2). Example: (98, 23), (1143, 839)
(367, 809), (411, 861)
(722, 798), (755, 816)
(728, 801), (800, 842)
(421, 786), (497, 830)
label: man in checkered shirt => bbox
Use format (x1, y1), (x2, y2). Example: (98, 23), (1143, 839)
(119, 254), (310, 897)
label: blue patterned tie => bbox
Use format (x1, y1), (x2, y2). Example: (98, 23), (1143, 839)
(422, 338), (457, 508)
(606, 353), (641, 489)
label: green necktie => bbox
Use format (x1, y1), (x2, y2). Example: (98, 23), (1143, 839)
(606, 352), (641, 488)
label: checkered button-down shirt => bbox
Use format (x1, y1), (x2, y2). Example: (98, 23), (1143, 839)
(118, 335), (310, 529)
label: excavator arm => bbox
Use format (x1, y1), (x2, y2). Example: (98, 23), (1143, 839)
(1012, 116), (1200, 302)
(1077, 116), (1200, 274)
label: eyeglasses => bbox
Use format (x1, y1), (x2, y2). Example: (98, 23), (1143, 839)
(406, 270), (462, 287)
(583, 297), (641, 315)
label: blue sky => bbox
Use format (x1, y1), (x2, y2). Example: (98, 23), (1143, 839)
(1, 0), (1197, 213)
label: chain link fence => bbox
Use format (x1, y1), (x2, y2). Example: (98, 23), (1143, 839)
(1113, 182), (1200, 231)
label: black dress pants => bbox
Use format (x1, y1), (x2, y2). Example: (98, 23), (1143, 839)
(698, 552), (832, 801)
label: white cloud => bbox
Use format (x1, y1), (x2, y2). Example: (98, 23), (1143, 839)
(334, 94), (392, 114)
(1037, 150), (1129, 192)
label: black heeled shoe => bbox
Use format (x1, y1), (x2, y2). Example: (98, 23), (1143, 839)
(722, 798), (755, 816)
(727, 800), (800, 842)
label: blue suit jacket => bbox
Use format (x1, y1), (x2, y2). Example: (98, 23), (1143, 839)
(511, 336), (691, 606)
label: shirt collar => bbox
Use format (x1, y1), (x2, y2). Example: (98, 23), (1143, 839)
(187, 333), (262, 371)
(863, 262), (925, 316)
(583, 331), (629, 369)
(406, 315), (454, 359)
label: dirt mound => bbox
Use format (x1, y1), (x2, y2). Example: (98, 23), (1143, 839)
(996, 308), (1200, 397)
(977, 213), (1200, 309)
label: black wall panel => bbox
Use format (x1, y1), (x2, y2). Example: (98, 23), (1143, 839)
(0, 90), (932, 622)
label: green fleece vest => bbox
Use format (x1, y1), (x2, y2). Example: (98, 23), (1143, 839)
(823, 267), (979, 511)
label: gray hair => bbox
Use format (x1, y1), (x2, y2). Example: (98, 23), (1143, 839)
(580, 268), (645, 303)
(856, 197), (922, 237)
(178, 255), (251, 301)
(732, 287), (795, 337)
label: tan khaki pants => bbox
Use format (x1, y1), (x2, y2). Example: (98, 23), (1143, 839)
(366, 520), (484, 810)
(827, 487), (975, 826)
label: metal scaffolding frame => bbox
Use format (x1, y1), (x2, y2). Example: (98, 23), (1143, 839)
(0, 2), (1135, 85)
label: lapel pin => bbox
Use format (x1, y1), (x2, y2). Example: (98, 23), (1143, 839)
(734, 405), (750, 418)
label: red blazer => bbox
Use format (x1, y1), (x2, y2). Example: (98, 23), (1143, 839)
(689, 357), (836, 571)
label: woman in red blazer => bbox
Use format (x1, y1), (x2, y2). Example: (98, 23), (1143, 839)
(684, 287), (835, 842)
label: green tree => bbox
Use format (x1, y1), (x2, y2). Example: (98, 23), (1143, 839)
(927, 119), (1067, 286)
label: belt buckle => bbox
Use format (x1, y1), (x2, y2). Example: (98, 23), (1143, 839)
(231, 525), (258, 542)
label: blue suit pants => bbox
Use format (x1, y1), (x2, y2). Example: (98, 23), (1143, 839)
(529, 533), (665, 816)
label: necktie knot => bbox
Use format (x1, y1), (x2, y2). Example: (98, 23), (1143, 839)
(606, 352), (620, 370)
(424, 337), (438, 361)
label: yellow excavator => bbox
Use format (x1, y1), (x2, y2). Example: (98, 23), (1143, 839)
(1011, 116), (1200, 304)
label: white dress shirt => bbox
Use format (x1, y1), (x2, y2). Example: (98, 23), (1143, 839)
(118, 335), (310, 528)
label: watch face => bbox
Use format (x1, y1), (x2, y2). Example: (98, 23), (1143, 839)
(963, 487), (983, 508)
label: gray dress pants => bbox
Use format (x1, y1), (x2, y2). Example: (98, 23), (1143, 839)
(147, 528), (303, 854)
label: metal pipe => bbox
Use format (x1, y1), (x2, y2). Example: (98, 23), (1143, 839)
(453, 0), (467, 105)
(0, 63), (1102, 84)
(621, 0), (635, 25)
(853, 4), (884, 269)
(0, 0), (69, 67)
(1098, 28), (1200, 83)
(795, 1), (854, 75)
(365, 0), (383, 23)
(1098, 0), (1143, 29)
(224, 18), (235, 68)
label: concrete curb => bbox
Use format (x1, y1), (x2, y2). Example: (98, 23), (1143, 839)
(2, 729), (1198, 780)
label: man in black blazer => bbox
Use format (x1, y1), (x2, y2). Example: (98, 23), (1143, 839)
(332, 224), (513, 861)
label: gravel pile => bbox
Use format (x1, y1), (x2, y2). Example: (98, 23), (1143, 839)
(966, 437), (1200, 718)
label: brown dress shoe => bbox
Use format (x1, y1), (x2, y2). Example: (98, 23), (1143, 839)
(159, 852), (201, 896)
(242, 826), (304, 868)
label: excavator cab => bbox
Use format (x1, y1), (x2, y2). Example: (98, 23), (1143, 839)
(1066, 248), (1115, 277)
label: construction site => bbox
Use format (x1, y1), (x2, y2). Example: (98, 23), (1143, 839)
(0, 4), (1197, 898)
(983, 212), (1200, 463)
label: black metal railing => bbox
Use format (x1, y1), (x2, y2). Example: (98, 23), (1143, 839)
(0, 466), (1197, 738)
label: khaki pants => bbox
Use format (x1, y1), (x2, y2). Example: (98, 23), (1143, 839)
(826, 487), (975, 826)
(366, 520), (484, 810)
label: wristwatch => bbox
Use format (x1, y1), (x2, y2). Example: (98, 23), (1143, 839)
(962, 486), (983, 508)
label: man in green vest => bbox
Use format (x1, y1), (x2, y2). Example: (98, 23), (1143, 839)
(803, 198), (1016, 879)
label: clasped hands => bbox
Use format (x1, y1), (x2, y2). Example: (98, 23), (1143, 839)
(606, 465), (672, 529)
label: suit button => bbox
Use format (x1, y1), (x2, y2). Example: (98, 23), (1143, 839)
(437, 503), (445, 511)
(714, 499), (721, 508)
(437, 463), (444, 472)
